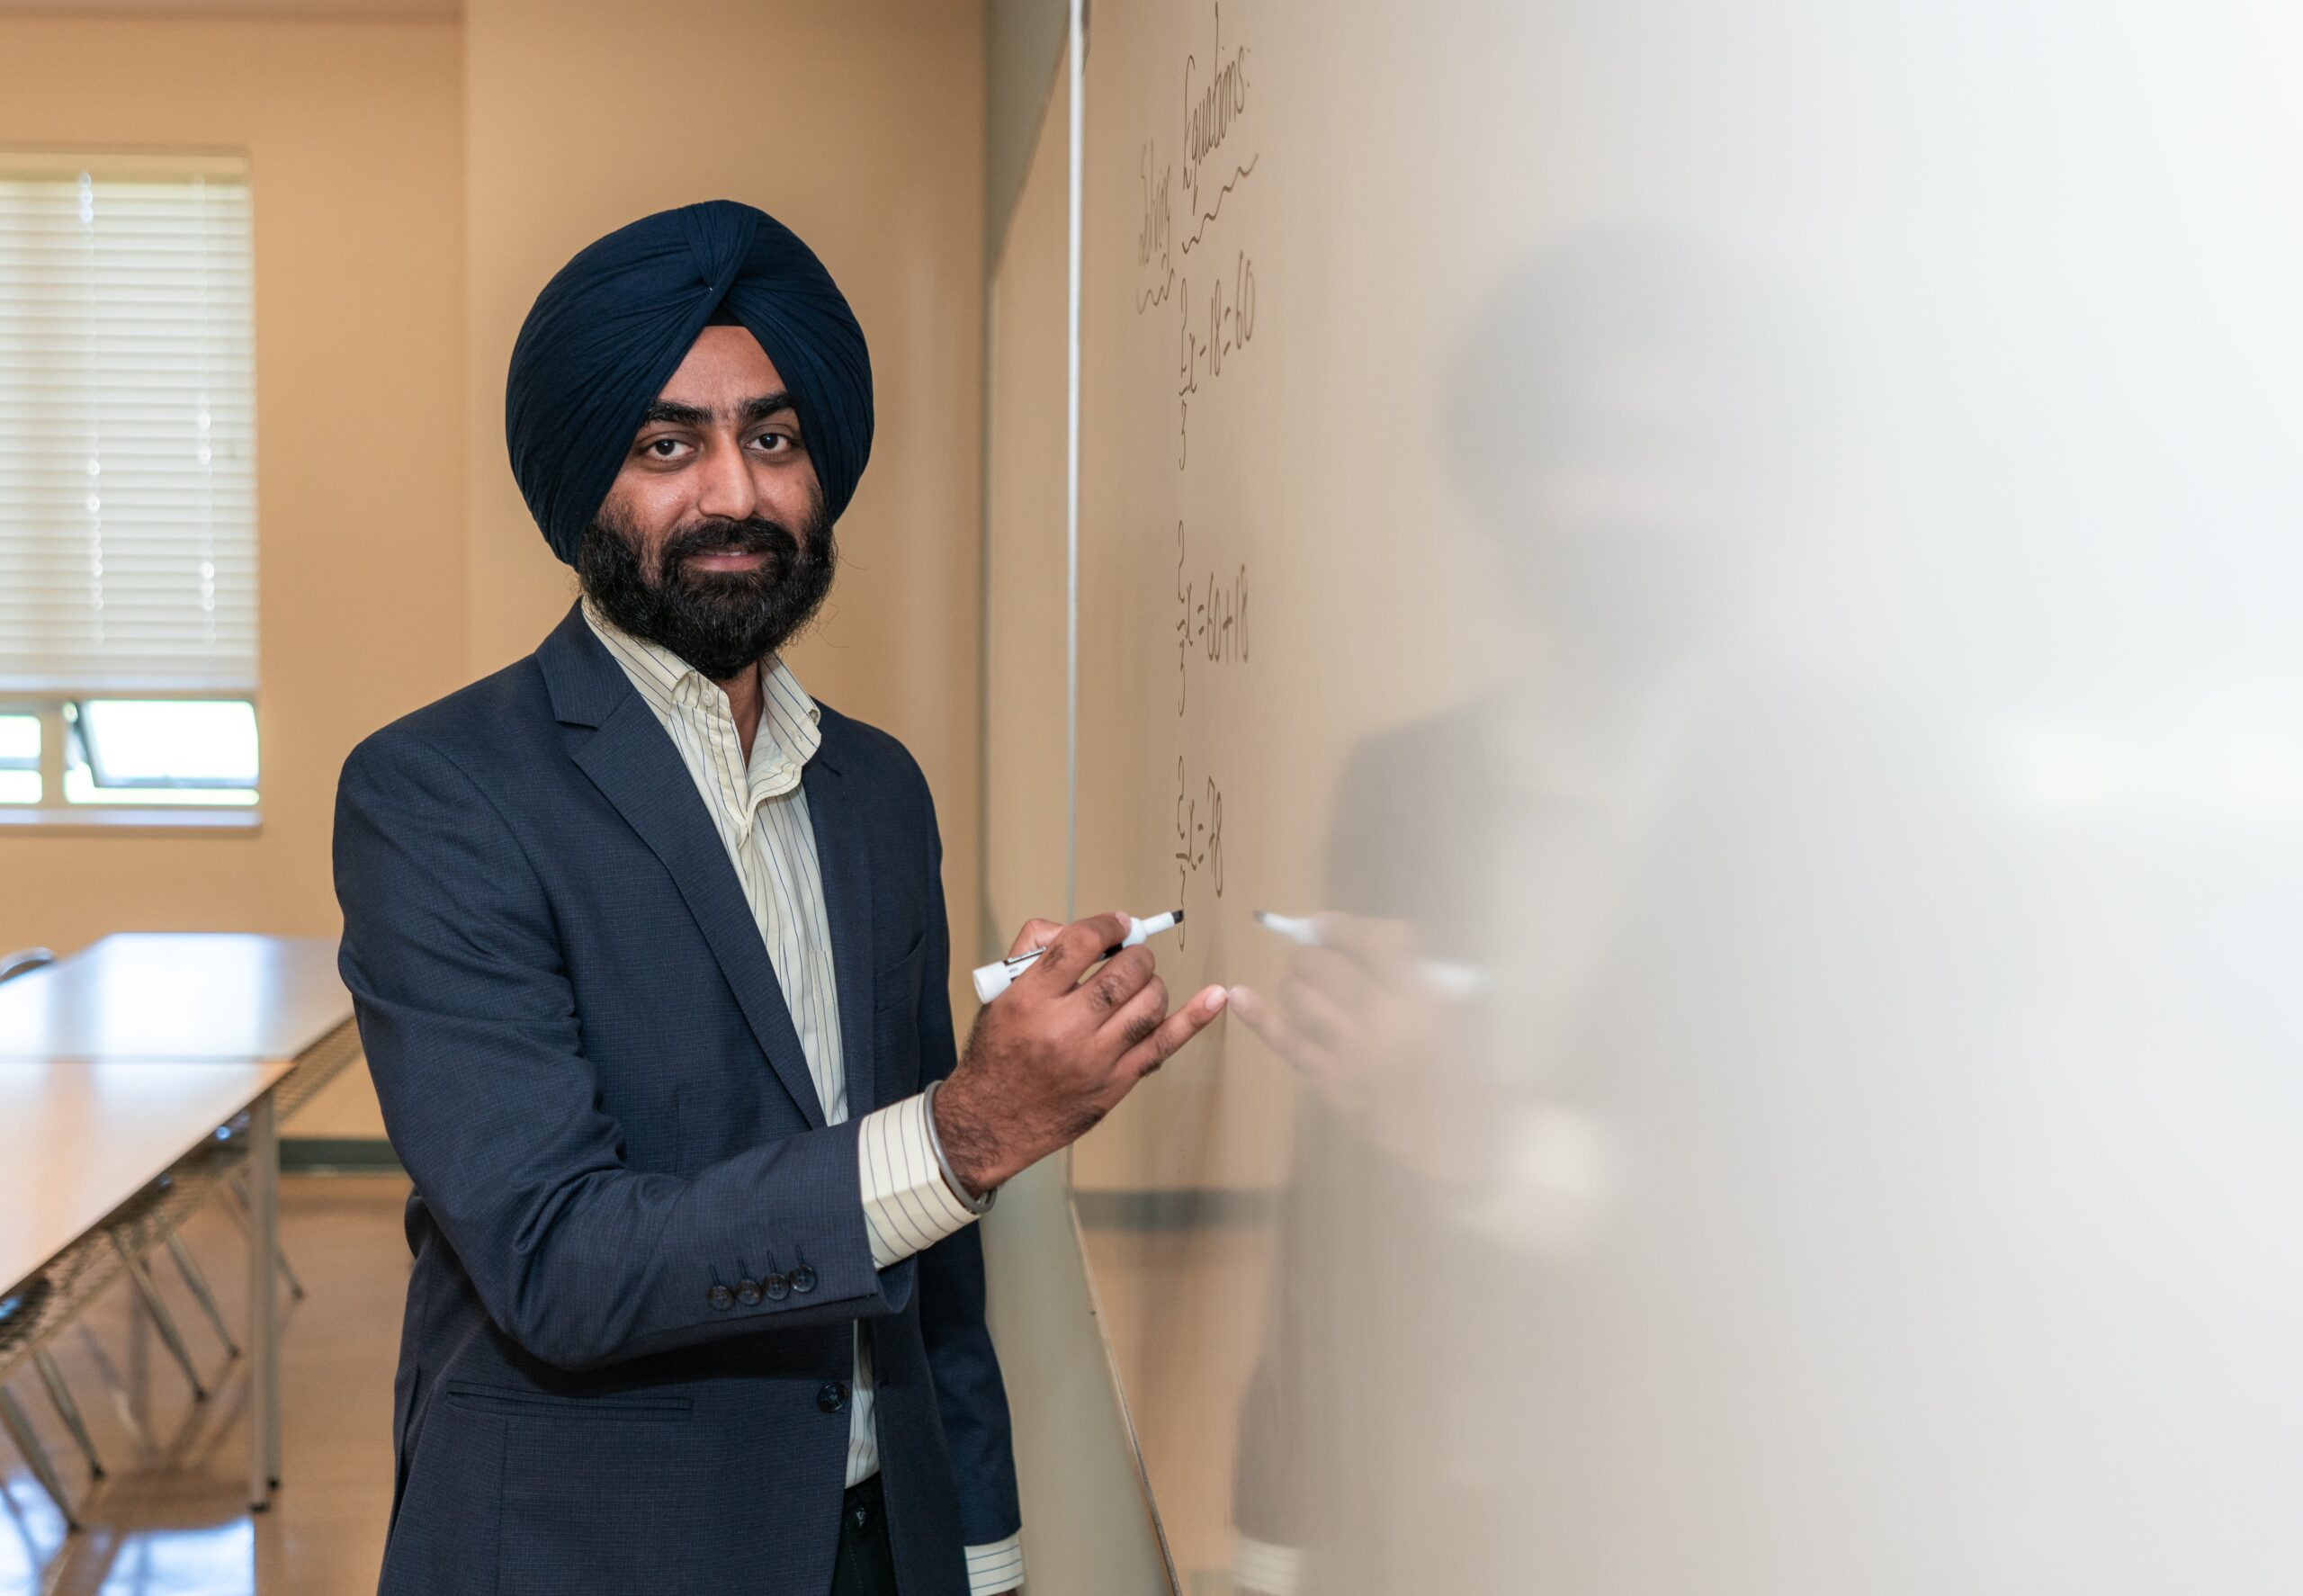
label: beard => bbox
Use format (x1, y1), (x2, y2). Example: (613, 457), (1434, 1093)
(576, 499), (838, 682)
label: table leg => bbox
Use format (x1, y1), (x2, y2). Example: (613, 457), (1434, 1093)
(246, 1091), (281, 1511)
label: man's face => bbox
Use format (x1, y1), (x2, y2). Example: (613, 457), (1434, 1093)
(576, 325), (837, 681)
(1489, 353), (1743, 659)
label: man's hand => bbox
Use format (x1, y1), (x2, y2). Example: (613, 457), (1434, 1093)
(933, 912), (1228, 1197)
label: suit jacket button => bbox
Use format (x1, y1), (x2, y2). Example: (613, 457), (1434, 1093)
(817, 1380), (847, 1414)
(763, 1272), (790, 1301)
(789, 1264), (819, 1295)
(736, 1279), (762, 1306)
(707, 1284), (735, 1311)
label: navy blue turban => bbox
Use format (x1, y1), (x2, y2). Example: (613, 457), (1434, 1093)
(506, 200), (874, 564)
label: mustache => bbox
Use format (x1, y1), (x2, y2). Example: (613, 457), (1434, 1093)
(657, 516), (799, 575)
(575, 499), (837, 681)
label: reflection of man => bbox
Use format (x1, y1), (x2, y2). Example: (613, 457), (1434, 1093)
(1232, 232), (1787, 1231)
(1220, 231), (1775, 1596)
(1225, 233), (2002, 1594)
(335, 202), (1222, 1596)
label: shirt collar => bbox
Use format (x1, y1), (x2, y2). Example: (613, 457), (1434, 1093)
(579, 597), (823, 799)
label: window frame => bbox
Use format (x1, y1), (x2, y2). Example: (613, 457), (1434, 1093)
(0, 693), (263, 829)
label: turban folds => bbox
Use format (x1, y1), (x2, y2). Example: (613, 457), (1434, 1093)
(506, 200), (874, 564)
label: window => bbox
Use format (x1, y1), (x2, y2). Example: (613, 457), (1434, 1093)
(0, 153), (258, 816)
(0, 711), (36, 804)
(65, 698), (258, 805)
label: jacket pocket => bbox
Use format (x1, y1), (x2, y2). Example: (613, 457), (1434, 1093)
(379, 1389), (506, 1594)
(873, 932), (927, 1015)
(444, 1380), (693, 1421)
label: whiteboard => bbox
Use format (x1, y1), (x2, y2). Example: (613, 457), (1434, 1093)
(989, 2), (2303, 1591)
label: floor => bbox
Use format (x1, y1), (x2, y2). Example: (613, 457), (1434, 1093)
(1, 1174), (411, 1596)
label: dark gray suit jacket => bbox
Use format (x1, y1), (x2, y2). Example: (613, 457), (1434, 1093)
(334, 603), (1017, 1596)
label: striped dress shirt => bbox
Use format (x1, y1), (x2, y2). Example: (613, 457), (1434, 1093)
(584, 602), (1026, 1594)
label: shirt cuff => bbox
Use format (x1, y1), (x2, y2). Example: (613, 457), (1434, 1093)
(964, 1533), (1026, 1594)
(858, 1092), (985, 1269)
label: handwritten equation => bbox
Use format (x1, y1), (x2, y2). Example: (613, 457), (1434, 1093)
(1174, 755), (1226, 945)
(1175, 248), (1257, 468)
(1175, 519), (1250, 713)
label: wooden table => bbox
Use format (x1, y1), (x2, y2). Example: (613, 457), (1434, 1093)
(0, 934), (362, 1513)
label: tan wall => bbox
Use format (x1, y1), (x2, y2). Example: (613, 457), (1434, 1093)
(0, 13), (465, 1134)
(461, 0), (988, 1022)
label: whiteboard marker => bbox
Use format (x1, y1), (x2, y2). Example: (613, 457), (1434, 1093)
(1252, 910), (1486, 997)
(972, 910), (1185, 1003)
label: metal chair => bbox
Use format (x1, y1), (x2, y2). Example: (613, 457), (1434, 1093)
(0, 946), (56, 984)
(1, 949), (102, 1529)
(0, 945), (286, 1528)
(223, 1171), (308, 1303)
(0, 1275), (85, 1530)
(3, 945), (202, 1431)
(202, 1113), (305, 1305)
(6, 947), (246, 1384)
(103, 1183), (213, 1403)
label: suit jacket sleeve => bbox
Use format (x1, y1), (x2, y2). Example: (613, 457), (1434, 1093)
(334, 726), (916, 1374)
(904, 776), (1024, 1547)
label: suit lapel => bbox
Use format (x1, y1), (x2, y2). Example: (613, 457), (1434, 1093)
(540, 606), (827, 1129)
(802, 735), (879, 1116)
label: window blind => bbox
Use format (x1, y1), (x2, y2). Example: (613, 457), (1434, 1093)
(0, 154), (256, 695)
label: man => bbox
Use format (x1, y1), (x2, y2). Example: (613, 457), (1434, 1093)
(335, 199), (1225, 1596)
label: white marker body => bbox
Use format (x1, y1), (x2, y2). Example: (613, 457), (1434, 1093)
(972, 911), (1182, 1004)
(1251, 910), (1486, 997)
